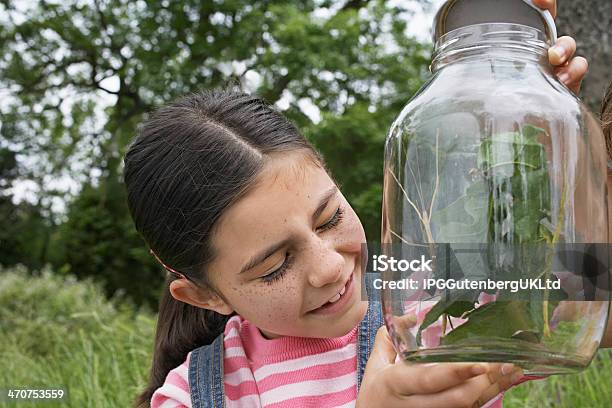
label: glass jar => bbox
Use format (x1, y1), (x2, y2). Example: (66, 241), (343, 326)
(380, 11), (610, 374)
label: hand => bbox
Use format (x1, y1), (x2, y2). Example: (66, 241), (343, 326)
(533, 0), (588, 94)
(356, 321), (524, 408)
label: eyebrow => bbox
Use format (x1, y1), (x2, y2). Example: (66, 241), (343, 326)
(238, 186), (338, 275)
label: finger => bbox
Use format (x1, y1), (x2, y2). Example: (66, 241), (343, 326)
(548, 36), (577, 66)
(532, 0), (557, 19)
(471, 363), (516, 391)
(365, 326), (398, 375)
(392, 312), (418, 333)
(396, 312), (418, 328)
(405, 372), (504, 408)
(478, 367), (524, 405)
(391, 313), (418, 344)
(554, 56), (588, 94)
(387, 362), (498, 395)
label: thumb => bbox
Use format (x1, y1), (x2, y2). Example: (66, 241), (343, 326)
(365, 313), (418, 375)
(365, 326), (399, 374)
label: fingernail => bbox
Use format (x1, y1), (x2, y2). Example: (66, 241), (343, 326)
(501, 363), (515, 375)
(511, 370), (524, 384)
(558, 72), (570, 83)
(550, 45), (566, 60)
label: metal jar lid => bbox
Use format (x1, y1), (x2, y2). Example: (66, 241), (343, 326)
(432, 0), (557, 44)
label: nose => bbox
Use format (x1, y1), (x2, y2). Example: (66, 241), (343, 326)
(307, 240), (345, 288)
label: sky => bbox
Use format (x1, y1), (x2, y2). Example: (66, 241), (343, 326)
(4, 0), (446, 213)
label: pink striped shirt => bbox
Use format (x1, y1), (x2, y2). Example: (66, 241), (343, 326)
(150, 314), (517, 407)
(151, 314), (358, 407)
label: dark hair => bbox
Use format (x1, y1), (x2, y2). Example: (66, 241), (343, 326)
(123, 89), (324, 407)
(603, 82), (612, 161)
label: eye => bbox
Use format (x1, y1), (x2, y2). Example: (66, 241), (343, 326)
(317, 206), (345, 232)
(261, 253), (293, 285)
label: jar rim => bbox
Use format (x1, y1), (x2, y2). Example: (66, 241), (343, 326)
(432, 0), (557, 45)
(434, 22), (549, 51)
(430, 22), (550, 72)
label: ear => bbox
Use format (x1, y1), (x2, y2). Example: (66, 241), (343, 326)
(169, 279), (234, 315)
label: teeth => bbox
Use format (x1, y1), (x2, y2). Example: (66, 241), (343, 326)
(319, 276), (351, 308)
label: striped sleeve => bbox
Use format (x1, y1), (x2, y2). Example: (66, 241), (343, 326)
(150, 352), (192, 408)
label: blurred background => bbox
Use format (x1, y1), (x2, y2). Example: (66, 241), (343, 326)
(0, 0), (610, 407)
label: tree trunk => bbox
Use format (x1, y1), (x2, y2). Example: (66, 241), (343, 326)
(556, 0), (612, 116)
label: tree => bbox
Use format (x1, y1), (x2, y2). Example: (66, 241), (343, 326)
(56, 179), (163, 306)
(556, 0), (612, 114)
(0, 145), (51, 270)
(0, 0), (431, 306)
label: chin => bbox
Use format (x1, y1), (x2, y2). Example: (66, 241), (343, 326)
(330, 300), (369, 338)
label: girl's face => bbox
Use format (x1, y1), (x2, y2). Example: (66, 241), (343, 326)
(200, 151), (368, 339)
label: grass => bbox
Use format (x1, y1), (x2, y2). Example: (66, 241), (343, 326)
(504, 350), (612, 407)
(0, 265), (610, 407)
(0, 266), (155, 408)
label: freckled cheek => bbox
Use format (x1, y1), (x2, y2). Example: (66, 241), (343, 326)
(254, 292), (302, 323)
(344, 217), (361, 236)
(267, 278), (304, 316)
(228, 278), (305, 321)
(340, 211), (367, 243)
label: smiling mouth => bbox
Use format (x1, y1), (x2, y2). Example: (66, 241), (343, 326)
(310, 271), (354, 312)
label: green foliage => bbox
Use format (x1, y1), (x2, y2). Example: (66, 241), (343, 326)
(431, 181), (489, 242)
(0, 198), (50, 270)
(440, 301), (539, 344)
(0, 147), (51, 270)
(477, 125), (553, 244)
(0, 0), (431, 306)
(418, 126), (568, 346)
(0, 266), (156, 407)
(55, 179), (165, 308)
(503, 349), (612, 407)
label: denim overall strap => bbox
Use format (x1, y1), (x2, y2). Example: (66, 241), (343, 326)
(188, 332), (226, 408)
(356, 299), (384, 392)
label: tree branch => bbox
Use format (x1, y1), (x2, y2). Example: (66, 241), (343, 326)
(95, 83), (120, 95)
(341, 0), (369, 12)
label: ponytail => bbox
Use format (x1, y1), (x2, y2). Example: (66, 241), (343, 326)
(135, 276), (233, 407)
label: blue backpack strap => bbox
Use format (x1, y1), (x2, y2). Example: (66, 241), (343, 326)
(356, 299), (384, 392)
(188, 333), (226, 408)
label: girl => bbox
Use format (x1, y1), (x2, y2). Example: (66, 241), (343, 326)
(124, 2), (593, 407)
(126, 89), (520, 408)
